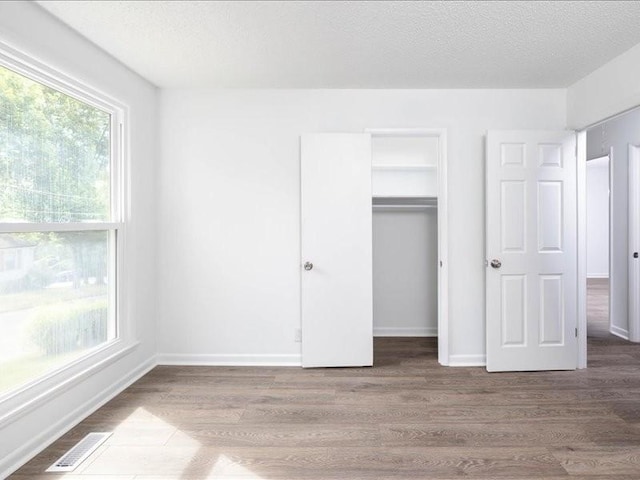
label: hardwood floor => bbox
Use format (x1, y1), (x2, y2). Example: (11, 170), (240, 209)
(9, 280), (640, 479)
(587, 278), (611, 339)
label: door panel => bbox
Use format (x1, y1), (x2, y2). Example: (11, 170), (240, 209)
(501, 275), (526, 346)
(501, 181), (526, 251)
(537, 181), (563, 251)
(300, 133), (373, 368)
(540, 275), (564, 345)
(486, 131), (577, 372)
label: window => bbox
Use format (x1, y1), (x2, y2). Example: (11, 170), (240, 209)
(0, 61), (123, 397)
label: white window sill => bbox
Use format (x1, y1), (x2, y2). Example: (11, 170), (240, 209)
(0, 339), (139, 429)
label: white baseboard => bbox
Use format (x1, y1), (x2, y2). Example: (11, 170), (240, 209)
(610, 325), (630, 340)
(373, 327), (437, 337)
(587, 274), (609, 279)
(448, 354), (486, 367)
(0, 356), (157, 479)
(157, 353), (302, 366)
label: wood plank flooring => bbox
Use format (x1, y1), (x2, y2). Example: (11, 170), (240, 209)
(9, 279), (640, 479)
(587, 278), (611, 339)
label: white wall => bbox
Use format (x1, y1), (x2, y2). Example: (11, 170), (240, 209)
(568, 42), (640, 129)
(587, 109), (640, 338)
(0, 3), (158, 477)
(373, 209), (438, 336)
(158, 89), (566, 366)
(586, 157), (609, 278)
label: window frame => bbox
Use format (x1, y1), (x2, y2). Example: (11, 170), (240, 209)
(0, 42), (135, 420)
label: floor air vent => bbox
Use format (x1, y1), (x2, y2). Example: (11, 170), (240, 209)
(46, 432), (112, 472)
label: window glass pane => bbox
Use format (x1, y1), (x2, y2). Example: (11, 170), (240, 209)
(0, 66), (111, 223)
(0, 231), (113, 396)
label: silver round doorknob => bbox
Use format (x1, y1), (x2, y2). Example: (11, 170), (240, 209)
(304, 262), (313, 271)
(490, 259), (502, 269)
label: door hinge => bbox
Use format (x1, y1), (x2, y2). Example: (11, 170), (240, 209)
(575, 327), (578, 338)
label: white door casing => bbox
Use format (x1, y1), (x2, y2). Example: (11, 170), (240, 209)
(629, 144), (640, 342)
(300, 133), (373, 368)
(486, 131), (578, 372)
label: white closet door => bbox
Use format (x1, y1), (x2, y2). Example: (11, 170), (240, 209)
(486, 131), (577, 372)
(301, 133), (373, 368)
(629, 145), (640, 342)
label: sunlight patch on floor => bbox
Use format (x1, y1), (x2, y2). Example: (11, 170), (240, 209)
(51, 407), (269, 479)
(105, 407), (179, 446)
(209, 454), (267, 479)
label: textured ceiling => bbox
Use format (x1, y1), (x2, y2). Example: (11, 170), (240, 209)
(37, 0), (640, 89)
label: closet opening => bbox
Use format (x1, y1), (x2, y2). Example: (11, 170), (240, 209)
(368, 129), (448, 365)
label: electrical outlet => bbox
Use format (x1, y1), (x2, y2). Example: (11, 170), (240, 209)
(294, 328), (302, 343)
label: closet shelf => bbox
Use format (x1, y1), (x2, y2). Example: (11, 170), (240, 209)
(373, 196), (437, 209)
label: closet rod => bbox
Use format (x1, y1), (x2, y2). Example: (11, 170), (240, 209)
(372, 204), (437, 211)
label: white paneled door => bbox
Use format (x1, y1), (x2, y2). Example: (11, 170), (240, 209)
(300, 133), (373, 368)
(486, 131), (577, 371)
(629, 145), (640, 342)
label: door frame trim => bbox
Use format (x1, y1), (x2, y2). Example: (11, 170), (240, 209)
(608, 148), (619, 340)
(578, 137), (620, 368)
(628, 144), (640, 342)
(577, 131), (588, 369)
(365, 128), (449, 365)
